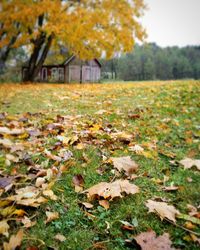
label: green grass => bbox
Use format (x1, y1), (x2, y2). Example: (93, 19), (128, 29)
(0, 80), (200, 249)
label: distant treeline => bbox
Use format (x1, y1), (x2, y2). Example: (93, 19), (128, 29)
(101, 43), (200, 81)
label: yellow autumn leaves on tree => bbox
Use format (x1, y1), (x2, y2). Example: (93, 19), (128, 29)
(0, 0), (146, 81)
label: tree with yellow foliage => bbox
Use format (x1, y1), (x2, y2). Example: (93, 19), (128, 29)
(0, 0), (146, 82)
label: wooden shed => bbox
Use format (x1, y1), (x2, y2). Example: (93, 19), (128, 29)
(22, 55), (101, 83)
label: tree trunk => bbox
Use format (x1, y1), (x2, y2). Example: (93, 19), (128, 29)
(23, 33), (54, 82)
(0, 35), (18, 74)
(0, 58), (6, 74)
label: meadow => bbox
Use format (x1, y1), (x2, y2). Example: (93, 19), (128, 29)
(0, 80), (200, 250)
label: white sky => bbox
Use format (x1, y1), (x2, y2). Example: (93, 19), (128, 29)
(141, 0), (200, 47)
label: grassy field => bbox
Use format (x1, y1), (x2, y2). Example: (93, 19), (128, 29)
(0, 80), (200, 249)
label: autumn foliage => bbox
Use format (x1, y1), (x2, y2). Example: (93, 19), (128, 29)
(0, 0), (146, 81)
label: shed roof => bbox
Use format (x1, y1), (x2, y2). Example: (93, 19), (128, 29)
(63, 55), (101, 67)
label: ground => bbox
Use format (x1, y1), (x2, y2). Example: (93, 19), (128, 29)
(0, 80), (200, 250)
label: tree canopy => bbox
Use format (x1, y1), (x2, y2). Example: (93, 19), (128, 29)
(0, 0), (146, 81)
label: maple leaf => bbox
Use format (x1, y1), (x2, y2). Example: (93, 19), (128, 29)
(134, 230), (177, 250)
(111, 156), (138, 175)
(146, 200), (180, 222)
(179, 158), (200, 170)
(84, 179), (139, 200)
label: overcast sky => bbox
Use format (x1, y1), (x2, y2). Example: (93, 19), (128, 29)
(141, 0), (200, 47)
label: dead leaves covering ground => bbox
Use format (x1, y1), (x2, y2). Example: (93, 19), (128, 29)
(0, 81), (199, 249)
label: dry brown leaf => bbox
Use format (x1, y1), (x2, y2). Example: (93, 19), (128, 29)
(0, 127), (24, 135)
(162, 186), (179, 191)
(72, 174), (84, 186)
(0, 138), (13, 148)
(120, 220), (135, 231)
(179, 158), (200, 170)
(21, 216), (36, 228)
(44, 149), (62, 162)
(72, 174), (84, 192)
(45, 211), (59, 224)
(5, 186), (48, 207)
(134, 230), (177, 250)
(99, 200), (110, 210)
(111, 156), (138, 175)
(187, 204), (198, 217)
(146, 200), (180, 222)
(0, 220), (10, 237)
(111, 132), (133, 143)
(129, 144), (144, 154)
(81, 202), (94, 209)
(3, 229), (23, 250)
(43, 190), (57, 201)
(0, 177), (14, 189)
(6, 154), (19, 163)
(84, 179), (139, 200)
(35, 177), (46, 187)
(95, 109), (108, 115)
(54, 233), (66, 242)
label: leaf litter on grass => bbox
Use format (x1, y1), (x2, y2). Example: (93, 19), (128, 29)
(0, 81), (199, 249)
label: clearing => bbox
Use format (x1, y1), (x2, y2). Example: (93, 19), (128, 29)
(0, 80), (200, 250)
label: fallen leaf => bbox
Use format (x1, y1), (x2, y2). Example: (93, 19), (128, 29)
(99, 200), (110, 210)
(111, 156), (138, 175)
(54, 233), (66, 242)
(0, 206), (16, 217)
(72, 174), (84, 192)
(177, 213), (200, 225)
(0, 220), (10, 237)
(128, 114), (140, 119)
(0, 138), (13, 148)
(129, 144), (144, 154)
(95, 109), (108, 115)
(187, 204), (198, 216)
(81, 202), (94, 209)
(179, 158), (200, 170)
(162, 186), (179, 191)
(72, 174), (84, 186)
(3, 229), (23, 250)
(45, 211), (59, 224)
(0, 177), (14, 189)
(134, 230), (177, 250)
(146, 200), (180, 222)
(0, 127), (24, 135)
(11, 209), (26, 217)
(84, 179), (139, 200)
(184, 221), (196, 230)
(44, 149), (62, 162)
(43, 190), (57, 201)
(120, 220), (135, 231)
(35, 177), (46, 187)
(21, 216), (36, 228)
